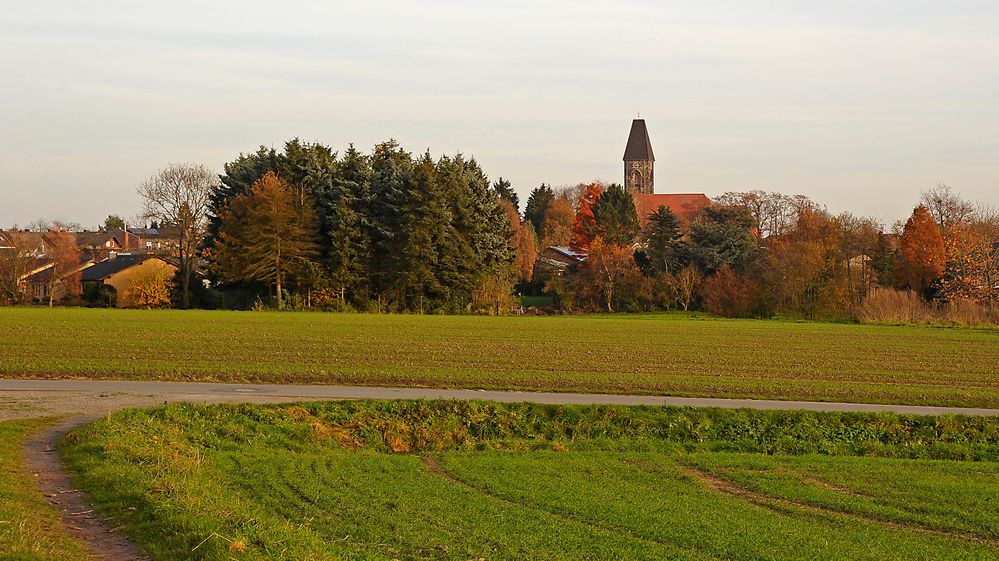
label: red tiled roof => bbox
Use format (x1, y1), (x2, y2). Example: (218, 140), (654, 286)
(633, 193), (710, 227)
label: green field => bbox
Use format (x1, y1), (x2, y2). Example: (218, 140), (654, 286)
(2, 308), (999, 407)
(61, 401), (999, 560)
(0, 419), (89, 561)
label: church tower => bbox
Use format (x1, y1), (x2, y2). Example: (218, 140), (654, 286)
(623, 119), (655, 194)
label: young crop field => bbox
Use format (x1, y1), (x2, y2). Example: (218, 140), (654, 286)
(2, 307), (999, 407)
(0, 419), (90, 561)
(61, 401), (999, 561)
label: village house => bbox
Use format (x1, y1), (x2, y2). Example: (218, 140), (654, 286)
(19, 257), (95, 304)
(127, 225), (182, 255)
(80, 253), (178, 308)
(76, 228), (143, 261)
(535, 246), (587, 277)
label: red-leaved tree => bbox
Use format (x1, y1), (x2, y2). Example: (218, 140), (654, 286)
(569, 183), (603, 254)
(894, 205), (945, 297)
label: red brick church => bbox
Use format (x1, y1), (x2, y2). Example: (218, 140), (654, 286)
(624, 118), (709, 226)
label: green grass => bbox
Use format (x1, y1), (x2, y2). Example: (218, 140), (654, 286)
(2, 307), (998, 407)
(61, 401), (999, 560)
(0, 419), (89, 561)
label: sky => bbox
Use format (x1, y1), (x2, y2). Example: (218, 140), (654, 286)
(2, 0), (998, 229)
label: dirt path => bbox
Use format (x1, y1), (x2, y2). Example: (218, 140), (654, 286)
(12, 393), (322, 561)
(23, 417), (147, 561)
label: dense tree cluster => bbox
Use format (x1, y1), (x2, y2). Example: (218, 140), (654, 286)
(206, 139), (515, 313)
(526, 181), (998, 320)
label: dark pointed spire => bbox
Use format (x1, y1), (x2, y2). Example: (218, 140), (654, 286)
(623, 119), (655, 162)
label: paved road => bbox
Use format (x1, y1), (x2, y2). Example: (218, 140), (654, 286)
(3, 378), (998, 416)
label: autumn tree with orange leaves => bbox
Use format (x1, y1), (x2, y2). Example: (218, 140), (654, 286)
(539, 198), (574, 248)
(894, 205), (945, 297)
(939, 225), (995, 304)
(569, 183), (603, 253)
(499, 199), (538, 283)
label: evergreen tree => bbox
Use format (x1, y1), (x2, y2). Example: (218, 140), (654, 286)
(209, 146), (281, 247)
(524, 184), (555, 238)
(592, 183), (639, 245)
(102, 215), (125, 232)
(436, 155), (513, 309)
(684, 206), (756, 275)
(367, 140), (413, 303)
(325, 145), (371, 304)
(396, 153), (449, 312)
(642, 205), (684, 274)
(492, 177), (520, 213)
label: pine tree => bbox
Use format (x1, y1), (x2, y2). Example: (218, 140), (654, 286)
(325, 145), (371, 304)
(592, 183), (639, 245)
(397, 153), (448, 312)
(642, 205), (683, 274)
(367, 140), (413, 304)
(524, 184), (555, 238)
(684, 206), (756, 275)
(492, 177), (520, 213)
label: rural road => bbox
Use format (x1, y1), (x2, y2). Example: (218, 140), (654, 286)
(3, 378), (999, 417)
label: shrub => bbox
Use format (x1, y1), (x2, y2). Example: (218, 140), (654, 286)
(702, 266), (759, 318)
(856, 288), (998, 325)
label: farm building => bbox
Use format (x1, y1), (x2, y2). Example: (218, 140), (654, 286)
(535, 246), (587, 277)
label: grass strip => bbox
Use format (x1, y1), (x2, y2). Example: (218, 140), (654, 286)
(59, 401), (999, 561)
(0, 419), (89, 561)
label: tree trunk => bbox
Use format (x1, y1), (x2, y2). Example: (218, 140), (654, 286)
(275, 238), (283, 311)
(181, 253), (191, 309)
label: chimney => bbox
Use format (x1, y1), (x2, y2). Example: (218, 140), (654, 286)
(123, 223), (129, 250)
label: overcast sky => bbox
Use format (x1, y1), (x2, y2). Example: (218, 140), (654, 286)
(2, 0), (997, 228)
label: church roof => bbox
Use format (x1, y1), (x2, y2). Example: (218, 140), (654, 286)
(633, 193), (710, 227)
(623, 119), (655, 162)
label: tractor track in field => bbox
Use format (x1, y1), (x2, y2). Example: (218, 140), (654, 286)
(679, 465), (999, 547)
(420, 455), (712, 559)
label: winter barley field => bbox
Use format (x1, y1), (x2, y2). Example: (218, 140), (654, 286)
(1, 307), (998, 407)
(57, 401), (999, 561)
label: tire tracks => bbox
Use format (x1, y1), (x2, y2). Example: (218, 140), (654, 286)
(421, 455), (712, 560)
(679, 465), (999, 547)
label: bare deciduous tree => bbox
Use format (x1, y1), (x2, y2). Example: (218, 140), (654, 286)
(713, 190), (815, 239)
(41, 230), (81, 306)
(138, 163), (217, 308)
(920, 183), (976, 234)
(0, 230), (41, 304)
